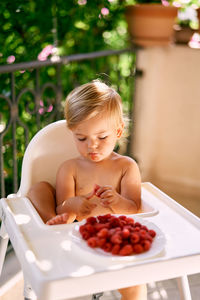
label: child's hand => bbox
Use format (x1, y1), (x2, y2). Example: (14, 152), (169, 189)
(74, 192), (97, 218)
(95, 185), (120, 207)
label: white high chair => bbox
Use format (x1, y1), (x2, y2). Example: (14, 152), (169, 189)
(0, 120), (198, 300)
(0, 120), (78, 299)
(0, 120), (104, 299)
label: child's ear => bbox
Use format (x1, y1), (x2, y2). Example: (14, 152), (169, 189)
(116, 123), (124, 138)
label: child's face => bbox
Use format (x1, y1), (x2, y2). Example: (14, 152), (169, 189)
(71, 113), (122, 162)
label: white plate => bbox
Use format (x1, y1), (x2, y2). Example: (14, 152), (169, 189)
(68, 215), (166, 263)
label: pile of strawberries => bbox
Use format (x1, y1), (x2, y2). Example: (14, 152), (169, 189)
(79, 214), (156, 256)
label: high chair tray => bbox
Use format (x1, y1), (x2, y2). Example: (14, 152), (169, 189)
(1, 182), (200, 300)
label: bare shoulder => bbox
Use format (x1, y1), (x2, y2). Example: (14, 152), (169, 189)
(112, 153), (139, 173)
(57, 157), (79, 176)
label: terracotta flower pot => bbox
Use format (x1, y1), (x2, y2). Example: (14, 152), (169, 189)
(196, 8), (200, 33)
(125, 4), (178, 46)
(174, 25), (197, 44)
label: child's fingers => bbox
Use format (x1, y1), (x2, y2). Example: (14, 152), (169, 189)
(99, 191), (112, 199)
(85, 185), (102, 199)
(95, 185), (112, 197)
(93, 184), (101, 195)
(100, 198), (111, 207)
(85, 190), (94, 199)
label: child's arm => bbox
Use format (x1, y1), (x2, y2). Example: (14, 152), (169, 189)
(96, 159), (141, 214)
(56, 192), (97, 222)
(120, 158), (141, 211)
(55, 160), (96, 222)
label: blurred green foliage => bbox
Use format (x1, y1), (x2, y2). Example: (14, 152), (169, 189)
(0, 0), (131, 64)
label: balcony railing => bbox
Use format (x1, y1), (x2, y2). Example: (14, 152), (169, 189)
(0, 48), (136, 198)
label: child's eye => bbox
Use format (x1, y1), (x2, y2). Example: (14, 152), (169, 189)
(78, 137), (86, 141)
(99, 136), (108, 140)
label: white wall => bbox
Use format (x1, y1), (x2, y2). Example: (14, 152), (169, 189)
(131, 45), (200, 203)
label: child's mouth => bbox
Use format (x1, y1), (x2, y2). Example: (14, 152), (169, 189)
(89, 153), (99, 160)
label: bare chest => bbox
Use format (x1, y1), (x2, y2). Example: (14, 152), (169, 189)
(75, 164), (122, 195)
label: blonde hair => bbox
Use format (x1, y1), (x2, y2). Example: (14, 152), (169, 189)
(64, 80), (124, 129)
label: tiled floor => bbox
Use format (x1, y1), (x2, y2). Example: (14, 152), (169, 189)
(67, 275), (200, 300)
(0, 250), (200, 300)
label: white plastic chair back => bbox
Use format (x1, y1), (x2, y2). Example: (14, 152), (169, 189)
(17, 120), (79, 197)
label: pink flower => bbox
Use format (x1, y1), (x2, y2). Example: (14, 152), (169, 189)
(47, 104), (53, 112)
(38, 45), (54, 61)
(39, 108), (44, 115)
(189, 33), (200, 49)
(38, 100), (53, 114)
(78, 0), (87, 5)
(7, 55), (15, 64)
(161, 0), (170, 6)
(101, 7), (109, 16)
(172, 1), (181, 7)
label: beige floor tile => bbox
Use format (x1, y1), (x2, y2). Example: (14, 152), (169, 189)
(188, 273), (200, 286)
(0, 278), (24, 300)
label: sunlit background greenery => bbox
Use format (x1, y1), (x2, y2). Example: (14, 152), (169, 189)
(0, 0), (130, 64)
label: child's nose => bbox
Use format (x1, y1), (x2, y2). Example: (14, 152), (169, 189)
(88, 139), (98, 149)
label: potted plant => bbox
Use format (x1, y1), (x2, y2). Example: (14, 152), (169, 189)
(173, 3), (199, 44)
(174, 19), (198, 44)
(125, 0), (178, 46)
